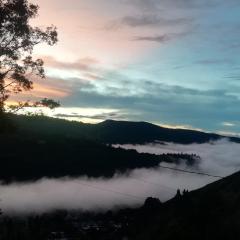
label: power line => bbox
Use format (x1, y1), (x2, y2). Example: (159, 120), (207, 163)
(77, 181), (144, 201)
(76, 166), (223, 201)
(60, 167), (224, 202)
(129, 167), (223, 193)
(129, 177), (177, 193)
(158, 164), (224, 179)
(114, 146), (224, 179)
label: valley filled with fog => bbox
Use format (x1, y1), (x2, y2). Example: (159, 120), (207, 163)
(114, 138), (240, 177)
(1, 139), (239, 215)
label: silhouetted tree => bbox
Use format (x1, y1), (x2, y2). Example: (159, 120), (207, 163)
(175, 189), (182, 200)
(143, 197), (162, 210)
(7, 97), (60, 114)
(0, 0), (58, 113)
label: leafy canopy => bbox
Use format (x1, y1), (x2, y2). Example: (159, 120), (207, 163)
(0, 0), (58, 112)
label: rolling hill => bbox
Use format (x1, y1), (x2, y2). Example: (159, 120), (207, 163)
(9, 114), (240, 144)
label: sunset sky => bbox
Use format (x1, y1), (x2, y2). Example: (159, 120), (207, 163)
(18, 0), (240, 135)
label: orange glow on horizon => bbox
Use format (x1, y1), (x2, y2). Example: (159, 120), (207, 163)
(6, 81), (70, 106)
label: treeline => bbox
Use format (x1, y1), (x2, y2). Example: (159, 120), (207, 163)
(0, 132), (198, 182)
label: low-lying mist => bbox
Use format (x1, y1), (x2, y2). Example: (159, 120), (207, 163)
(0, 169), (212, 215)
(1, 139), (239, 215)
(114, 138), (240, 176)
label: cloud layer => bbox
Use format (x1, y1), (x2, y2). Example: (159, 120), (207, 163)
(11, 0), (240, 134)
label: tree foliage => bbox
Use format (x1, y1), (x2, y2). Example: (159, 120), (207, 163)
(0, 0), (58, 112)
(7, 98), (60, 114)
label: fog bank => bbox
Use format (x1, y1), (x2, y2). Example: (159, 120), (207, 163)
(0, 167), (213, 215)
(1, 139), (239, 214)
(114, 139), (240, 177)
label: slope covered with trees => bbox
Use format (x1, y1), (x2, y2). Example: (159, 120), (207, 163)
(9, 114), (240, 144)
(1, 115), (198, 182)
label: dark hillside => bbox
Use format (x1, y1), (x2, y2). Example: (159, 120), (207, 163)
(9, 115), (240, 144)
(0, 120), (198, 182)
(119, 170), (240, 240)
(95, 119), (229, 144)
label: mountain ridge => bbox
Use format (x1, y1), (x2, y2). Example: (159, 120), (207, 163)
(10, 114), (240, 144)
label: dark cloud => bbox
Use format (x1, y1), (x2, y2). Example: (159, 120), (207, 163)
(54, 111), (129, 121)
(107, 15), (191, 29)
(46, 76), (96, 92)
(224, 74), (240, 81)
(195, 59), (235, 66)
(122, 0), (221, 11)
(121, 15), (191, 27)
(133, 34), (171, 43)
(133, 35), (172, 43)
(132, 31), (190, 43)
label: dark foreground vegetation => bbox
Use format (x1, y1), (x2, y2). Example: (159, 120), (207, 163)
(1, 170), (240, 240)
(0, 114), (199, 182)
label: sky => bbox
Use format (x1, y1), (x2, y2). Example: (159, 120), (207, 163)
(16, 0), (240, 135)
